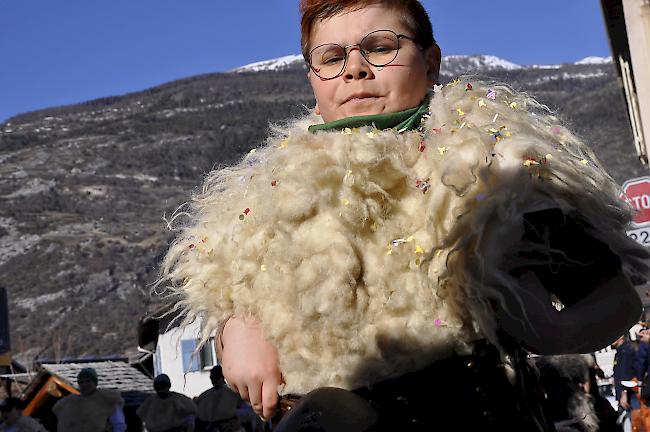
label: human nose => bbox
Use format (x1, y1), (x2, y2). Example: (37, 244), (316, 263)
(343, 46), (373, 80)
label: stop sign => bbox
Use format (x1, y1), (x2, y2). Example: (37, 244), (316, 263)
(621, 176), (650, 226)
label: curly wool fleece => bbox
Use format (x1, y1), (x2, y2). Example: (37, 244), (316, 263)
(160, 80), (641, 395)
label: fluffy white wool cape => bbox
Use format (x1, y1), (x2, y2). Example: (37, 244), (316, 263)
(53, 389), (123, 432)
(160, 79), (642, 395)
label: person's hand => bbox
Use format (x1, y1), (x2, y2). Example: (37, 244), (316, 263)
(219, 316), (282, 420)
(620, 391), (630, 410)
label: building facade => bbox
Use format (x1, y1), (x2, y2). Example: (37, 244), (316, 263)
(152, 318), (217, 398)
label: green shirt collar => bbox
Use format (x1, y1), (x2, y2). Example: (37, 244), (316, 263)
(308, 97), (431, 133)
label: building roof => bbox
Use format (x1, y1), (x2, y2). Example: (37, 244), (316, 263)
(139, 302), (185, 348)
(41, 361), (153, 393)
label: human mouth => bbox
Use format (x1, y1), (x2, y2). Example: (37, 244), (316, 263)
(344, 93), (379, 104)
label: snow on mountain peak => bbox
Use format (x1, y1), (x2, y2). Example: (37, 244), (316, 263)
(232, 53), (523, 75)
(480, 55), (522, 70)
(232, 55), (305, 73)
(442, 55), (522, 71)
(231, 53), (613, 75)
(575, 56), (613, 65)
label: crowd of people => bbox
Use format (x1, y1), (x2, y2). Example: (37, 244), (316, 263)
(1, 345), (647, 431)
(519, 324), (650, 432)
(0, 366), (265, 432)
(610, 326), (650, 432)
(0, 397), (47, 432)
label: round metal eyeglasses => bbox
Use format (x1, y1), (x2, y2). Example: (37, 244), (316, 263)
(307, 29), (420, 80)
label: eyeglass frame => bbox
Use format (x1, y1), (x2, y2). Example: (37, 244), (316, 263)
(306, 29), (423, 80)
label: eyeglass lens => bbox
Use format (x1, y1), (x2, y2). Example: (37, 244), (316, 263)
(310, 30), (400, 79)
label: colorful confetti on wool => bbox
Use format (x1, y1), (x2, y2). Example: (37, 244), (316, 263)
(415, 178), (431, 194)
(239, 207), (251, 220)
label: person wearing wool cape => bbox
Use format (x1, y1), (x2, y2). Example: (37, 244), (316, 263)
(195, 366), (246, 432)
(137, 374), (197, 432)
(52, 368), (125, 432)
(0, 398), (47, 432)
(158, 1), (648, 430)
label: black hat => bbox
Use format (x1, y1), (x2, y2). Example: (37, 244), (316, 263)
(77, 367), (98, 384)
(153, 374), (172, 387)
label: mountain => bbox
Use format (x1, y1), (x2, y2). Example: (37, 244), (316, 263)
(0, 54), (644, 362)
(232, 53), (613, 73)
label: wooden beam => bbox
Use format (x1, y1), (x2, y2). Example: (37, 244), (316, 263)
(22, 375), (79, 416)
(50, 375), (79, 396)
(22, 376), (55, 416)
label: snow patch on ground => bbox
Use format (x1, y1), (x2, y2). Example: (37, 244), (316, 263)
(533, 71), (608, 84)
(530, 64), (562, 70)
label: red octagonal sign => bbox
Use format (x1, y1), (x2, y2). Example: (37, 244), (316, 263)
(621, 176), (650, 226)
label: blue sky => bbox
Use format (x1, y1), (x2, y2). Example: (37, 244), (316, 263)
(1, 1), (611, 123)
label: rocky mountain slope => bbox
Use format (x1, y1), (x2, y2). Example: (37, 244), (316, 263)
(0, 55), (645, 362)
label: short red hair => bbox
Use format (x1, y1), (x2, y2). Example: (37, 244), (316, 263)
(300, 0), (436, 60)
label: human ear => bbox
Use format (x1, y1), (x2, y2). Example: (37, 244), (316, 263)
(424, 44), (442, 87)
(306, 69), (321, 115)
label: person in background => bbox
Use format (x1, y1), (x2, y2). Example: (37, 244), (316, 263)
(635, 326), (650, 385)
(612, 334), (640, 432)
(584, 354), (621, 432)
(535, 355), (602, 432)
(195, 366), (245, 432)
(0, 397), (46, 432)
(137, 374), (196, 432)
(235, 399), (267, 432)
(52, 367), (125, 432)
